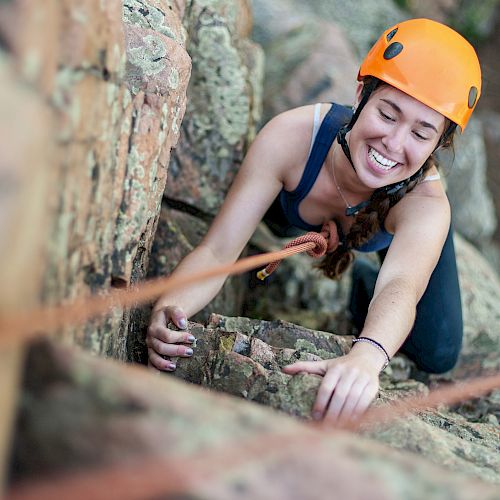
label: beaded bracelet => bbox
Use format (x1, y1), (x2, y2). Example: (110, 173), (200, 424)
(351, 336), (390, 371)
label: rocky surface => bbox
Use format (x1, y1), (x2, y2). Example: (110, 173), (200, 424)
(0, 0), (192, 359)
(438, 117), (497, 248)
(250, 0), (359, 122)
(7, 338), (500, 498)
(164, 314), (500, 485)
(165, 0), (264, 215)
(452, 234), (500, 378)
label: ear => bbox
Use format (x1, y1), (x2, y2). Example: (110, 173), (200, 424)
(354, 82), (364, 107)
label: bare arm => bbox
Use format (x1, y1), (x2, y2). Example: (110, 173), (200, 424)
(353, 191), (450, 361)
(147, 107), (314, 370)
(284, 186), (451, 422)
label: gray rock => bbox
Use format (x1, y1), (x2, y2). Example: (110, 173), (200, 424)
(439, 117), (497, 246)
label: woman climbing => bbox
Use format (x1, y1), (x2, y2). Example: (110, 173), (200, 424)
(146, 19), (482, 423)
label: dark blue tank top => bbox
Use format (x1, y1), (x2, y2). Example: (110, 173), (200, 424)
(264, 103), (393, 253)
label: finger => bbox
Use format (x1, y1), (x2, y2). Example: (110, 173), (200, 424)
(352, 383), (379, 418)
(166, 306), (188, 330)
(282, 360), (327, 376)
(337, 377), (370, 425)
(312, 367), (342, 420)
(324, 371), (357, 423)
(150, 337), (194, 358)
(147, 325), (195, 345)
(148, 348), (177, 372)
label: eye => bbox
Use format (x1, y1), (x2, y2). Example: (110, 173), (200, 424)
(413, 131), (429, 141)
(378, 110), (395, 122)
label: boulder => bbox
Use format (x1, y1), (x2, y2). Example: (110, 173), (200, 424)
(163, 314), (500, 484)
(8, 338), (500, 497)
(250, 0), (358, 121)
(165, 0), (264, 215)
(452, 234), (500, 378)
(0, 0), (192, 359)
(439, 117), (497, 248)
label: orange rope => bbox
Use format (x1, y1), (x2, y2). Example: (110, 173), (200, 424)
(0, 241), (317, 347)
(257, 221), (339, 279)
(6, 371), (500, 500)
(0, 224), (498, 443)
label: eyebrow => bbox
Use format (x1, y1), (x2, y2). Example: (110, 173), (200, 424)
(379, 98), (439, 133)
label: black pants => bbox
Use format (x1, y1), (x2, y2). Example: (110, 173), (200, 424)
(349, 225), (463, 373)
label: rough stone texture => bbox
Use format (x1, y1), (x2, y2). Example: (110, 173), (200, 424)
(7, 338), (500, 498)
(165, 0), (265, 215)
(438, 117), (497, 247)
(251, 0), (409, 59)
(165, 314), (500, 485)
(452, 234), (500, 378)
(250, 0), (360, 123)
(134, 205), (247, 363)
(0, 0), (192, 360)
(148, 206), (246, 320)
(479, 109), (500, 270)
(405, 0), (500, 40)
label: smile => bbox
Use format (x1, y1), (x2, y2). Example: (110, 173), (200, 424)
(368, 147), (399, 170)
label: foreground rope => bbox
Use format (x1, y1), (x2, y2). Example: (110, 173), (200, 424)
(257, 221), (339, 279)
(6, 366), (500, 500)
(0, 242), (317, 347)
(0, 222), (499, 451)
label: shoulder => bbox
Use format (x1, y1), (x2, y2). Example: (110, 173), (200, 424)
(385, 174), (450, 235)
(248, 103), (332, 182)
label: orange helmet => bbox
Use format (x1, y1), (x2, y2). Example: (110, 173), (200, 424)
(358, 18), (481, 130)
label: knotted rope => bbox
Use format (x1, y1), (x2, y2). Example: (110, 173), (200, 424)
(257, 220), (340, 280)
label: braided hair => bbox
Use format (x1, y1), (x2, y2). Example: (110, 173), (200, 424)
(317, 80), (456, 280)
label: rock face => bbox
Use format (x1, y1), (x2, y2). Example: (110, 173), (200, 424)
(250, 0), (359, 122)
(144, 0), (264, 362)
(8, 338), (500, 498)
(453, 234), (500, 377)
(439, 118), (497, 248)
(164, 314), (500, 485)
(0, 0), (191, 359)
(165, 0), (264, 215)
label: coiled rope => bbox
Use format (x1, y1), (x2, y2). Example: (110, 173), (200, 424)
(257, 221), (339, 279)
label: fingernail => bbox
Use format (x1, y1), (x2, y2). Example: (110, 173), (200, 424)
(185, 348), (193, 356)
(187, 335), (196, 343)
(168, 362), (176, 370)
(312, 411), (322, 421)
(178, 318), (187, 329)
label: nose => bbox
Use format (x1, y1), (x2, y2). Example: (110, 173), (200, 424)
(381, 125), (406, 154)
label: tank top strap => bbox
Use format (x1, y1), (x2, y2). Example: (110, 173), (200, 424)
(285, 103), (353, 202)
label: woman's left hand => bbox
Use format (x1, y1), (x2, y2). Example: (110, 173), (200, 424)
(282, 352), (381, 424)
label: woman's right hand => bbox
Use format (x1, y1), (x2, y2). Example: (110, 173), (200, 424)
(146, 306), (196, 372)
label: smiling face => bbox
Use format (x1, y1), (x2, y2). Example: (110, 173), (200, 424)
(347, 84), (446, 190)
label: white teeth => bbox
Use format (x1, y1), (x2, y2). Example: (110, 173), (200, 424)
(368, 147), (398, 170)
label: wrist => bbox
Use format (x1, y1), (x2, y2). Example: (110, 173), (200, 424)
(349, 338), (390, 372)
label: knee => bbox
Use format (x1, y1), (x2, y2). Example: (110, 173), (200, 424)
(414, 342), (462, 374)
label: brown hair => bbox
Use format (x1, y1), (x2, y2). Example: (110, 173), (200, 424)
(317, 90), (456, 280)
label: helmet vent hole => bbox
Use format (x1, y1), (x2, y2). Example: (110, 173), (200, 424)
(386, 28), (398, 41)
(468, 86), (478, 109)
(383, 42), (403, 60)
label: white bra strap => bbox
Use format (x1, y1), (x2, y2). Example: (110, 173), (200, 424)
(422, 173), (441, 182)
(307, 103), (322, 158)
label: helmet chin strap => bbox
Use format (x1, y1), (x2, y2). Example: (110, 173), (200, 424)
(336, 78), (379, 173)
